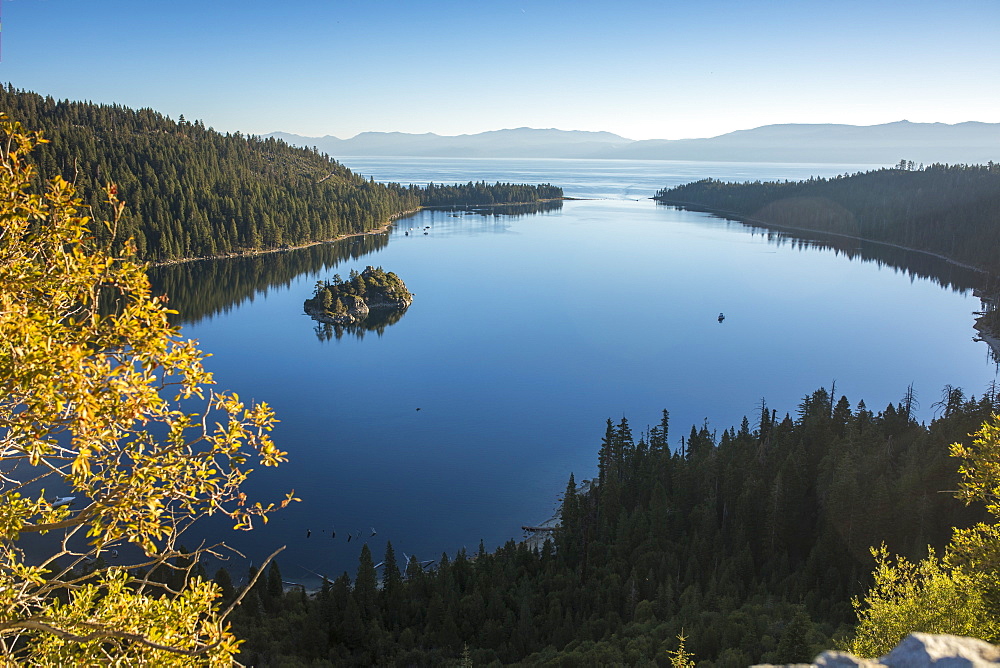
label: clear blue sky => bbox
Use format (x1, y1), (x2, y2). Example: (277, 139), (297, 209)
(2, 0), (998, 140)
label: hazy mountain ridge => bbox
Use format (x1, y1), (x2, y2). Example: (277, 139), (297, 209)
(267, 127), (630, 160)
(269, 121), (1000, 164)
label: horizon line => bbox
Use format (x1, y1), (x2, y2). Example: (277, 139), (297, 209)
(266, 119), (998, 144)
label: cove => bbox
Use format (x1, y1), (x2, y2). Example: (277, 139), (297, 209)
(151, 158), (999, 586)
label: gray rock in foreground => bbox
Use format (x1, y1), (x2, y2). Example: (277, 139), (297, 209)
(754, 633), (1000, 668)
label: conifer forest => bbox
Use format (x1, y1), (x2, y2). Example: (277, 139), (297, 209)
(3, 84), (1000, 666)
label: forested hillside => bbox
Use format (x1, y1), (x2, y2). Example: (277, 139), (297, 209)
(654, 163), (1000, 273)
(219, 385), (997, 666)
(0, 86), (421, 261)
(0, 86), (561, 263)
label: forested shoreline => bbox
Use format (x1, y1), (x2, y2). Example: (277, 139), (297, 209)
(417, 181), (563, 206)
(7, 85), (999, 664)
(0, 86), (561, 263)
(653, 163), (1000, 274)
(654, 164), (1000, 348)
(215, 384), (997, 666)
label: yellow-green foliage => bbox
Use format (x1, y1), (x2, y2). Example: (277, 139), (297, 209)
(846, 546), (997, 657)
(0, 117), (291, 663)
(846, 414), (1000, 657)
(666, 632), (696, 668)
(952, 413), (1000, 517)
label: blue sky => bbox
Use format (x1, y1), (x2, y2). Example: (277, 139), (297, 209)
(2, 0), (998, 140)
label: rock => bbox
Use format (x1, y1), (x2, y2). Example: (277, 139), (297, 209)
(881, 633), (1000, 667)
(755, 633), (1000, 668)
(813, 650), (885, 667)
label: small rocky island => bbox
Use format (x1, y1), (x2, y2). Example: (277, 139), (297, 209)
(304, 265), (413, 326)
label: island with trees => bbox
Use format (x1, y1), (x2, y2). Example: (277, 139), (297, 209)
(6, 93), (1000, 664)
(303, 266), (413, 326)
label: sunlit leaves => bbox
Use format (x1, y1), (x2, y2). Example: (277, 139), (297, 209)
(951, 414), (1000, 516)
(26, 569), (240, 665)
(846, 414), (1000, 656)
(0, 117), (288, 661)
(846, 546), (998, 657)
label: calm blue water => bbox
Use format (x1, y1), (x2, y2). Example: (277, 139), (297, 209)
(173, 158), (997, 586)
(338, 155), (882, 200)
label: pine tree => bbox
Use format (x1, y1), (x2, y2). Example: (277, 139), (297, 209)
(355, 544), (379, 622)
(558, 473), (580, 568)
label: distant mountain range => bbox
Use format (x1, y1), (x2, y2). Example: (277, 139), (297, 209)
(267, 121), (1000, 164)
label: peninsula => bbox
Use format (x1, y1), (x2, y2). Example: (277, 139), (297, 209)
(303, 266), (413, 325)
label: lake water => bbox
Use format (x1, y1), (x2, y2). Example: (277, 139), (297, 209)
(157, 157), (998, 586)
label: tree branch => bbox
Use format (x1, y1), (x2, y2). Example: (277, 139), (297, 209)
(0, 617), (221, 657)
(219, 544), (285, 621)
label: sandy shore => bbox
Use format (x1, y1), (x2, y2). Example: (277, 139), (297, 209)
(974, 320), (1000, 362)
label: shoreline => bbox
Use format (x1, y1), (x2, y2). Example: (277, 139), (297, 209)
(656, 198), (1000, 361)
(146, 198), (568, 268)
(421, 197), (577, 209)
(653, 198), (989, 274)
(148, 208), (422, 268)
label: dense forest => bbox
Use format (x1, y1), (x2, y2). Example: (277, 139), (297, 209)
(0, 85), (418, 261)
(212, 384), (996, 666)
(304, 266), (412, 322)
(0, 86), (561, 263)
(653, 163), (1000, 274)
(10, 85), (996, 664)
(417, 181), (563, 206)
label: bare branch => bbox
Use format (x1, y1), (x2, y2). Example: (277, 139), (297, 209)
(18, 506), (96, 534)
(219, 545), (285, 621)
(0, 618), (221, 658)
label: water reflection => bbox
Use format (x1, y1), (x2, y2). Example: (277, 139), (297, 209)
(151, 198), (1000, 364)
(147, 234), (390, 324)
(659, 202), (1000, 363)
(425, 200), (564, 218)
(656, 203), (986, 292)
(148, 203), (561, 325)
(742, 224), (1000, 362)
(311, 305), (410, 342)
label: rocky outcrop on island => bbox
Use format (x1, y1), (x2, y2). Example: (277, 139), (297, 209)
(304, 266), (413, 326)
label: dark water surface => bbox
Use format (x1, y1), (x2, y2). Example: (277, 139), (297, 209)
(159, 158), (998, 586)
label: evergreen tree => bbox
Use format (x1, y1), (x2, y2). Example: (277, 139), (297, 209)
(225, 384), (1000, 665)
(558, 473), (581, 569)
(355, 544), (379, 622)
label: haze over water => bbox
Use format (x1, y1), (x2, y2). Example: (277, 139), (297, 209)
(168, 158), (998, 586)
